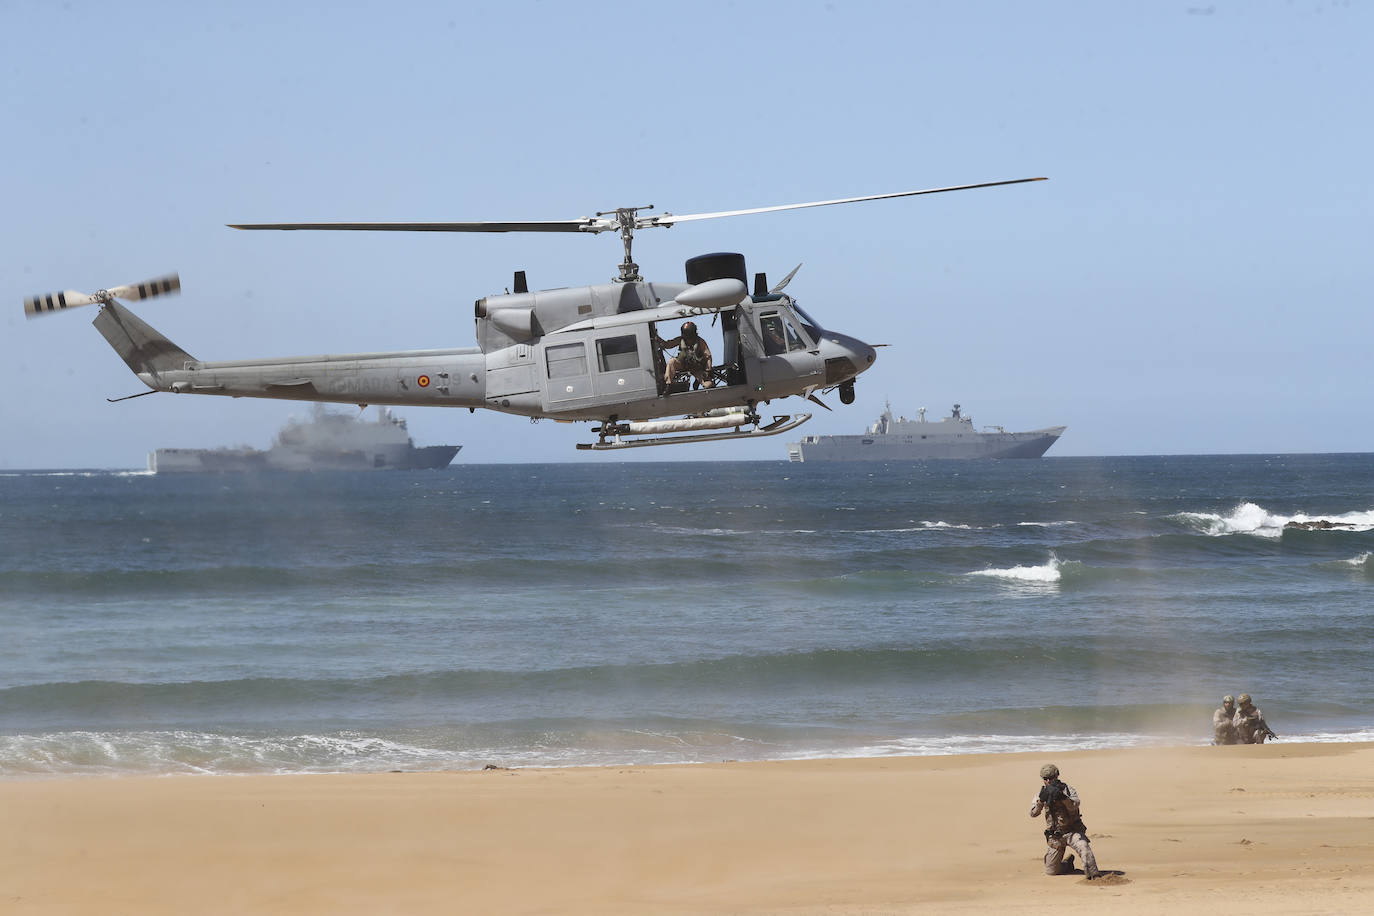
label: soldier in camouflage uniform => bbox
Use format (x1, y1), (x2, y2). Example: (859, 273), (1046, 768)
(1029, 763), (1101, 879)
(1233, 693), (1274, 744)
(1213, 695), (1238, 744)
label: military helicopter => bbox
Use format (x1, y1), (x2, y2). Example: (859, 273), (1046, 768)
(23, 177), (1044, 450)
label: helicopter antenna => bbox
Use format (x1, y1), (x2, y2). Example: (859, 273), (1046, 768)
(595, 205), (654, 282)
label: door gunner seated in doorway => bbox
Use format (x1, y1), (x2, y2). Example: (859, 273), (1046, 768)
(657, 321), (714, 389)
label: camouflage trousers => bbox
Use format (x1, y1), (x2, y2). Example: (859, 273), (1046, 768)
(1044, 831), (1099, 877)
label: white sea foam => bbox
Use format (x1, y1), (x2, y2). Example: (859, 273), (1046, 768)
(7, 726), (1374, 776)
(967, 554), (1064, 583)
(1341, 552), (1372, 567)
(794, 727), (1374, 760)
(648, 525), (816, 536)
(828, 733), (1163, 759)
(847, 523), (976, 533)
(1176, 502), (1374, 539)
(1016, 520), (1076, 528)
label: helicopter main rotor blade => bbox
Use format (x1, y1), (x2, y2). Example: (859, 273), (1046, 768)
(639, 177), (1047, 229)
(227, 219), (616, 234)
(225, 176), (1046, 267)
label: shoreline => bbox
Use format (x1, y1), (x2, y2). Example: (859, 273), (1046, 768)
(4, 741), (1372, 914)
(7, 725), (1374, 779)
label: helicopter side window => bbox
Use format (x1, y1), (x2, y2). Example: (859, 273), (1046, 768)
(759, 313), (786, 356)
(596, 335), (639, 372)
(546, 341), (588, 379)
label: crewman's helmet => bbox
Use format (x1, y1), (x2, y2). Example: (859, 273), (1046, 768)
(1223, 695), (1235, 705)
(1039, 764), (1059, 779)
(1238, 693), (1252, 705)
(681, 321), (698, 339)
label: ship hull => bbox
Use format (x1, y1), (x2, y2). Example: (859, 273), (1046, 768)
(148, 407), (461, 473)
(787, 428), (1063, 462)
(149, 444), (460, 473)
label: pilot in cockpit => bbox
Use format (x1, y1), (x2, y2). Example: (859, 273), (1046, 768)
(760, 314), (787, 356)
(656, 321), (714, 389)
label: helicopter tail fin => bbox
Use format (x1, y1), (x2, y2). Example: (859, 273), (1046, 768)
(93, 301), (196, 379)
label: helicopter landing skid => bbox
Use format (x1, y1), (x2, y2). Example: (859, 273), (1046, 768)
(578, 413), (811, 451)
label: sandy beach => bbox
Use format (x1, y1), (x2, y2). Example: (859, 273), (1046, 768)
(3, 742), (1372, 914)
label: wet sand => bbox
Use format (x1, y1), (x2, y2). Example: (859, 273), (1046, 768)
(3, 742), (1372, 914)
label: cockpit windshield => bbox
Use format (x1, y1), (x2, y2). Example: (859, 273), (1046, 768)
(790, 301), (824, 339)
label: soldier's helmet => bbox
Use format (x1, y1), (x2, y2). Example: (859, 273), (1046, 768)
(1039, 764), (1060, 779)
(1223, 695), (1235, 705)
(1238, 693), (1252, 705)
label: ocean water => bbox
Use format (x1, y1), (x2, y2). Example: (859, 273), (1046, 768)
(2, 455), (1372, 777)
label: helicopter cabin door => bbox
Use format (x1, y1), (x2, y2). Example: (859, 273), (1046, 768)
(540, 328), (656, 410)
(541, 335), (595, 409)
(589, 329), (656, 401)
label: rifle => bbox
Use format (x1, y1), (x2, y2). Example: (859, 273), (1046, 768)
(1258, 719), (1279, 741)
(1038, 780), (1086, 837)
(1038, 779), (1068, 807)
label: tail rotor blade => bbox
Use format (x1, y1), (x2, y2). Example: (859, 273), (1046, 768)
(105, 273), (181, 303)
(23, 290), (99, 318)
(22, 273), (180, 319)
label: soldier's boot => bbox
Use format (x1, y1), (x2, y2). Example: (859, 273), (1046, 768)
(1059, 855), (1075, 875)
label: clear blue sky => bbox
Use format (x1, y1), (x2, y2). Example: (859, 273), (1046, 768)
(4, 0), (1370, 467)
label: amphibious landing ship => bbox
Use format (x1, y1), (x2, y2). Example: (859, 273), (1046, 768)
(787, 402), (1064, 461)
(149, 406), (460, 472)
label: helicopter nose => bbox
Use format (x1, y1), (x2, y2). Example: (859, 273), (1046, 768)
(820, 332), (877, 385)
(857, 340), (878, 370)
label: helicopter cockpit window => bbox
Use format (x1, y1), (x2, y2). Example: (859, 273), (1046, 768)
(760, 313), (787, 356)
(781, 315), (808, 351)
(546, 341), (588, 379)
(791, 302), (824, 340)
(596, 335), (639, 372)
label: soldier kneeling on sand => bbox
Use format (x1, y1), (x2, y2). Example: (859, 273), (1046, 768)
(1213, 695), (1239, 745)
(1029, 763), (1101, 879)
(1233, 693), (1277, 744)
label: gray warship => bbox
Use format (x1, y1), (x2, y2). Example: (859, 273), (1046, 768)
(149, 406), (460, 472)
(786, 402), (1065, 461)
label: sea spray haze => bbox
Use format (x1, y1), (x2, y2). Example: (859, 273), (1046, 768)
(2, 455), (1371, 775)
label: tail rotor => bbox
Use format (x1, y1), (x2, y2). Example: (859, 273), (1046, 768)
(23, 273), (180, 318)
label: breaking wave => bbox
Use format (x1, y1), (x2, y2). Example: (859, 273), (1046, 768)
(966, 553), (1071, 584)
(1174, 502), (1374, 539)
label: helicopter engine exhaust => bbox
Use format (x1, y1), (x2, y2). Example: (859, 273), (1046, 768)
(685, 252), (747, 285)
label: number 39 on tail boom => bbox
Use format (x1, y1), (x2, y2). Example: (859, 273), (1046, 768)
(23, 177), (1044, 450)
